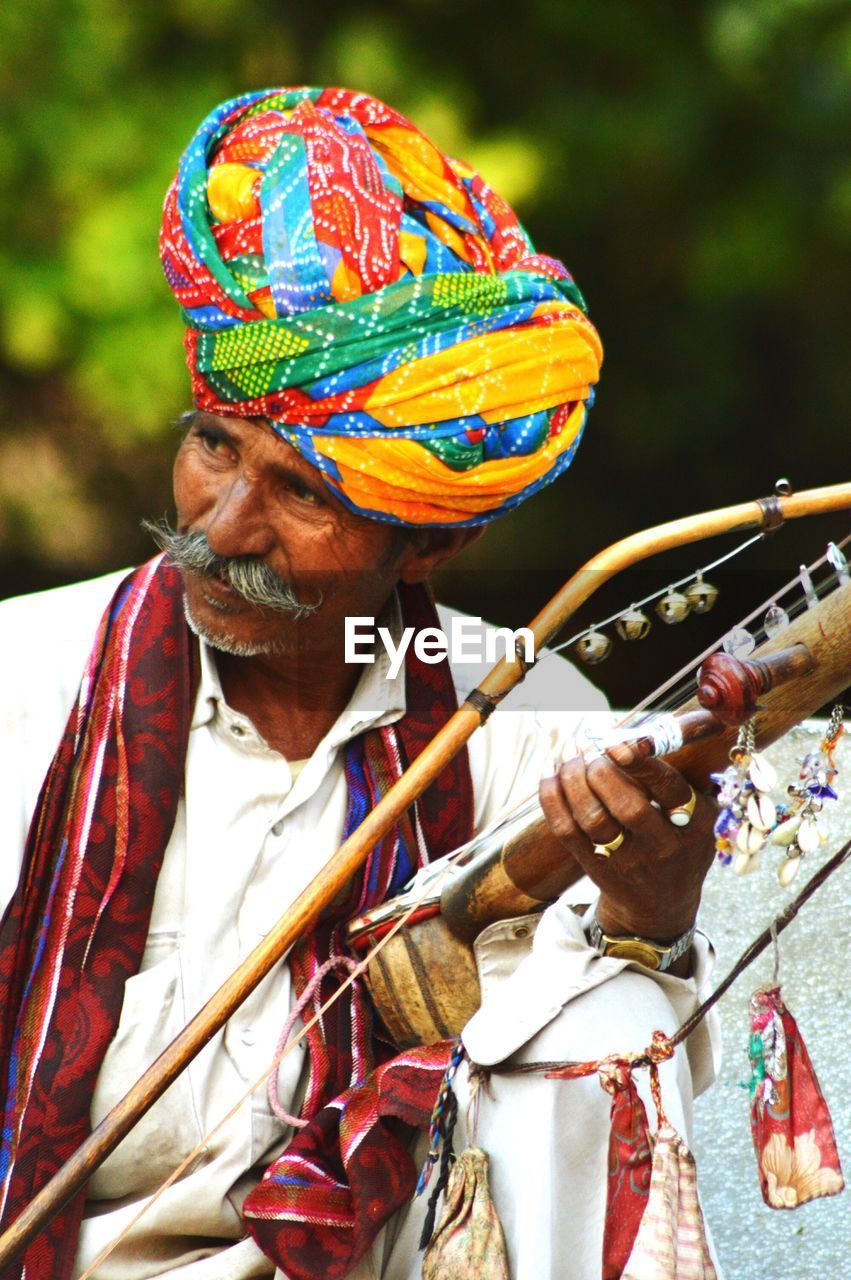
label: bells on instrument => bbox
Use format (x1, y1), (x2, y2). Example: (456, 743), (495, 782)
(656, 587), (691, 625)
(574, 627), (612, 664)
(573, 570), (720, 664)
(684, 571), (718, 615)
(614, 607), (651, 641)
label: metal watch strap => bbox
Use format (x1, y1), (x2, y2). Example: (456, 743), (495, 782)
(588, 915), (696, 972)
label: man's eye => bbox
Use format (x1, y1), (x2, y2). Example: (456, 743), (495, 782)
(196, 427), (226, 451)
(290, 482), (321, 506)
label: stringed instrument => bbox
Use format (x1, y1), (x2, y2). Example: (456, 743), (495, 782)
(0, 481), (849, 1272)
(347, 538), (851, 1049)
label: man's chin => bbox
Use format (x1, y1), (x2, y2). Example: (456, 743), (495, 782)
(182, 600), (286, 658)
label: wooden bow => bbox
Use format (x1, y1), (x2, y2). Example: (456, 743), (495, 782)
(0, 480), (849, 1268)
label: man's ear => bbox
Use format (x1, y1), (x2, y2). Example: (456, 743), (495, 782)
(397, 526), (486, 584)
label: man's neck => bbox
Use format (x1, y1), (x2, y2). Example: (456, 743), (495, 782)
(215, 646), (364, 760)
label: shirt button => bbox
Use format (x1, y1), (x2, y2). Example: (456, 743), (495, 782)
(241, 1028), (257, 1047)
(271, 819), (284, 837)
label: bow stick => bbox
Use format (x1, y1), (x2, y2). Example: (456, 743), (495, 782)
(0, 480), (849, 1268)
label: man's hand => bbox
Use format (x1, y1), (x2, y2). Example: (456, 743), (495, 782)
(539, 740), (716, 943)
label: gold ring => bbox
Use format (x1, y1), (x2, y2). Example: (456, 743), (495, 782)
(593, 829), (625, 858)
(666, 786), (697, 827)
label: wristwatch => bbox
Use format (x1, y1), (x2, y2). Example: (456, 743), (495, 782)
(588, 915), (695, 972)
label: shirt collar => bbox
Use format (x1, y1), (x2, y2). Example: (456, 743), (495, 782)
(191, 592), (408, 749)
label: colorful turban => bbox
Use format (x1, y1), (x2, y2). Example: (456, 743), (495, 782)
(160, 87), (603, 526)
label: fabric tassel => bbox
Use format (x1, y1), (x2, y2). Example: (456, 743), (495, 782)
(599, 1059), (654, 1279)
(621, 1125), (717, 1280)
(546, 1053), (653, 1277)
(747, 985), (844, 1209)
(422, 1147), (510, 1280)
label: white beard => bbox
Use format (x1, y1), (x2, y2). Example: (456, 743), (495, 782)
(182, 600), (287, 658)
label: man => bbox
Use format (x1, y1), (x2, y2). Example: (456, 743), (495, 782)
(0, 88), (719, 1279)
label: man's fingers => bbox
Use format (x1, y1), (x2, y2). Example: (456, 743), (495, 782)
(582, 755), (678, 853)
(539, 774), (592, 852)
(557, 758), (625, 847)
(606, 742), (697, 811)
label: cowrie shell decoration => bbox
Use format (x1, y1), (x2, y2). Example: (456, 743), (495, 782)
(778, 856), (802, 887)
(736, 822), (765, 855)
(796, 818), (821, 854)
(770, 812), (802, 846)
(747, 793), (776, 832)
(748, 753), (777, 793)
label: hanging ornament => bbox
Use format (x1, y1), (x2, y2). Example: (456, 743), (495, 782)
(614, 606), (652, 641)
(575, 628), (612, 664)
(545, 1054), (653, 1279)
(722, 625), (756, 659)
(763, 602), (790, 638)
(747, 985), (844, 1210)
(417, 1040), (511, 1280)
(621, 1126), (718, 1279)
(772, 706), (843, 886)
(748, 752), (778, 792)
(597, 1061), (653, 1279)
(747, 792), (776, 832)
(711, 721), (777, 873)
(684, 570), (719, 615)
(621, 1039), (717, 1280)
(422, 1148), (510, 1280)
(655, 587), (690, 625)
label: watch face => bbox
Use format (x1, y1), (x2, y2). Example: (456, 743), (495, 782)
(605, 939), (663, 970)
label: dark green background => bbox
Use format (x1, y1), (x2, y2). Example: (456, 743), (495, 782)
(1, 0), (849, 706)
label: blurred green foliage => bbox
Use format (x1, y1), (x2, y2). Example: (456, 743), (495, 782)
(1, 0), (850, 664)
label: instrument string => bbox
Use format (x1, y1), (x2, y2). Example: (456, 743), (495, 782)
(549, 532), (766, 656)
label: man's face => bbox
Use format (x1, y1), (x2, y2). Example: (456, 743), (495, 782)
(170, 413), (413, 659)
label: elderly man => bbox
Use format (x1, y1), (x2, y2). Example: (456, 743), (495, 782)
(0, 88), (719, 1280)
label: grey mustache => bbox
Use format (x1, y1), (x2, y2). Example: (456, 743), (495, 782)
(142, 518), (321, 619)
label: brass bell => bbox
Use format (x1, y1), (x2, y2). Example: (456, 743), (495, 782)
(574, 628), (612, 664)
(614, 606), (651, 641)
(656, 587), (691, 625)
(684, 571), (718, 615)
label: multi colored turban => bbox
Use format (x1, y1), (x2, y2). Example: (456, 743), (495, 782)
(160, 87), (603, 525)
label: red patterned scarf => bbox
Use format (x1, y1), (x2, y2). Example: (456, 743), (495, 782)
(0, 559), (471, 1279)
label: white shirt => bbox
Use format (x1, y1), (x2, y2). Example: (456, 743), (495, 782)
(0, 571), (718, 1280)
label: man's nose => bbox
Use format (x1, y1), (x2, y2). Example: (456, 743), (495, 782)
(203, 476), (275, 560)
